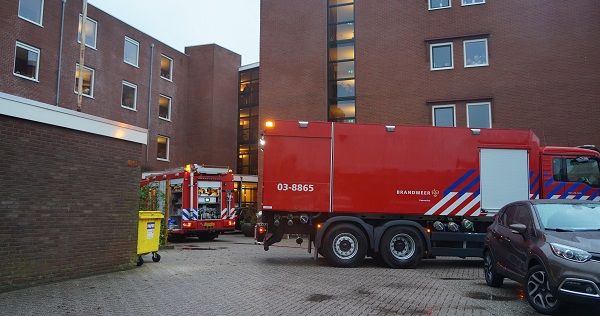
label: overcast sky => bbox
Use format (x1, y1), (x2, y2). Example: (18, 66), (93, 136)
(87, 0), (260, 65)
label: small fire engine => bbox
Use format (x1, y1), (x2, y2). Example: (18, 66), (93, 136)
(258, 120), (600, 268)
(141, 164), (236, 241)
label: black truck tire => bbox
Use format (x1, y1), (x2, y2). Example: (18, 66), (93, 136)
(322, 223), (367, 268)
(379, 226), (424, 269)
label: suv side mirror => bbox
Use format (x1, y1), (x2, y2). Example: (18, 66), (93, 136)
(509, 223), (527, 235)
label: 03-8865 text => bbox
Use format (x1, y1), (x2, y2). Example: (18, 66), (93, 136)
(276, 183), (314, 192)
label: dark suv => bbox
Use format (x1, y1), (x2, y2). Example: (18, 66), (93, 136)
(483, 200), (600, 314)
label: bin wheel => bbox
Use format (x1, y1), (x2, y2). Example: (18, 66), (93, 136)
(152, 252), (161, 262)
(136, 256), (144, 266)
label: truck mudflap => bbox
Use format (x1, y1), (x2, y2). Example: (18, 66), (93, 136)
(263, 224), (284, 251)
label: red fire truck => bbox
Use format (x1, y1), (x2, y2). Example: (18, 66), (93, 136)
(141, 164), (237, 241)
(258, 120), (600, 268)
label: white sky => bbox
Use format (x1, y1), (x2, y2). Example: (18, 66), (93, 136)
(87, 0), (260, 65)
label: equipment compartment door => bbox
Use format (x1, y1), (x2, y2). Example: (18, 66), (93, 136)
(480, 149), (529, 214)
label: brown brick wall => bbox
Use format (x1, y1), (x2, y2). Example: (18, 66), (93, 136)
(259, 0), (600, 147)
(0, 115), (142, 292)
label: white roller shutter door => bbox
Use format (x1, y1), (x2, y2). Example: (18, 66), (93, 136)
(480, 149), (529, 213)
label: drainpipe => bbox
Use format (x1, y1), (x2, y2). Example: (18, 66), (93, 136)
(146, 43), (155, 164)
(55, 0), (67, 106)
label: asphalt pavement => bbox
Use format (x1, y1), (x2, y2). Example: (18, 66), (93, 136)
(0, 233), (595, 315)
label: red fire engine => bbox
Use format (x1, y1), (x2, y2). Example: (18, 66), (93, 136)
(141, 164), (236, 241)
(258, 120), (600, 268)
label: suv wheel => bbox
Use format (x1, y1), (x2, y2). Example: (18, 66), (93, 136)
(525, 265), (561, 315)
(483, 250), (504, 287)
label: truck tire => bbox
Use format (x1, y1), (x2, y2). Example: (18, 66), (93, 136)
(322, 223), (367, 268)
(379, 226), (424, 269)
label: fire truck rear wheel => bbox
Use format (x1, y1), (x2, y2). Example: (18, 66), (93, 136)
(323, 223), (367, 268)
(379, 226), (424, 269)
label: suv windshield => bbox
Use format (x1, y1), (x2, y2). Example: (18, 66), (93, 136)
(535, 203), (600, 231)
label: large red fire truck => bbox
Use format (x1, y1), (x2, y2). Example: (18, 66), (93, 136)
(258, 120), (600, 268)
(141, 164), (237, 241)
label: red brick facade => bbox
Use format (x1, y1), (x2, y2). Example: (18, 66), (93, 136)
(259, 0), (600, 146)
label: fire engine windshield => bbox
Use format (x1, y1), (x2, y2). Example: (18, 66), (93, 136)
(567, 157), (600, 188)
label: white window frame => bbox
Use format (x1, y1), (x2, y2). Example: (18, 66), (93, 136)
(14, 41), (41, 81)
(432, 104), (456, 127)
(430, 42), (454, 71)
(121, 81), (138, 111)
(18, 0), (44, 26)
(158, 94), (172, 121)
(429, 0), (451, 10)
(157, 135), (170, 161)
(467, 102), (492, 128)
(74, 63), (95, 98)
(78, 14), (98, 49)
(123, 37), (139, 67)
(464, 38), (489, 68)
(462, 0), (485, 6)
(160, 54), (173, 81)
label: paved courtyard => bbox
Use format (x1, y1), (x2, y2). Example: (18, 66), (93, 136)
(0, 233), (594, 315)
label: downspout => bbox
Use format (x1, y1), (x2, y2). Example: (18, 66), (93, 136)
(55, 0), (67, 106)
(146, 43), (155, 164)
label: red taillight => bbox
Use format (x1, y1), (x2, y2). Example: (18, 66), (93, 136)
(182, 222), (192, 228)
(258, 226), (265, 234)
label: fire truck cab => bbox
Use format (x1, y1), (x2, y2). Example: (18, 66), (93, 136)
(141, 164), (236, 241)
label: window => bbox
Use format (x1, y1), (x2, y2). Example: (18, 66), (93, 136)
(18, 0), (44, 25)
(160, 55), (173, 80)
(159, 95), (171, 120)
(157, 135), (169, 161)
(464, 39), (488, 67)
(124, 37), (139, 67)
(462, 0), (485, 6)
(429, 0), (450, 10)
(78, 15), (97, 49)
(329, 100), (356, 122)
(432, 105), (455, 127)
(74, 64), (94, 97)
(467, 102), (491, 128)
(14, 42), (40, 81)
(121, 81), (137, 110)
(430, 42), (453, 70)
(565, 158), (600, 186)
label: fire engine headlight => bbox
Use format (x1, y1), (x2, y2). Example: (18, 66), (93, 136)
(447, 222), (459, 232)
(433, 221), (444, 231)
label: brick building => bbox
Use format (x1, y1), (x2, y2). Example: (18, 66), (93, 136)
(0, 0), (241, 291)
(0, 0), (241, 172)
(259, 0), (600, 146)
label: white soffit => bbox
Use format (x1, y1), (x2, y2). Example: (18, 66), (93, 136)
(0, 92), (147, 144)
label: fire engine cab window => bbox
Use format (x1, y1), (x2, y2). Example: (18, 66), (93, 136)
(566, 157), (600, 187)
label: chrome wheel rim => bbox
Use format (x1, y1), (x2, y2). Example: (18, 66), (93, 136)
(333, 233), (358, 259)
(389, 233), (415, 259)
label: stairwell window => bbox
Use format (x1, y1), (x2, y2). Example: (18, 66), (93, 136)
(430, 42), (453, 70)
(18, 0), (44, 26)
(121, 81), (137, 110)
(14, 42), (40, 81)
(432, 105), (456, 127)
(429, 0), (450, 10)
(157, 135), (170, 161)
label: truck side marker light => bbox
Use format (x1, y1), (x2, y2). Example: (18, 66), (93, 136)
(317, 224), (322, 229)
(265, 121), (274, 128)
